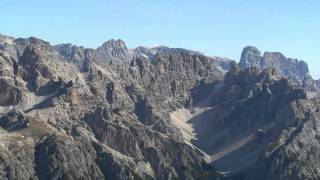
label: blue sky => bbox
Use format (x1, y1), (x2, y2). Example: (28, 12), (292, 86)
(1, 0), (319, 79)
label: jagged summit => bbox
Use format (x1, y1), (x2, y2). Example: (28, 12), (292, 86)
(239, 46), (263, 69)
(93, 39), (131, 63)
(240, 46), (309, 84)
(99, 38), (128, 52)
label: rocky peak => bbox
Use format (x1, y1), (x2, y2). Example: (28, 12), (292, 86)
(25, 37), (50, 46)
(0, 34), (15, 46)
(240, 46), (309, 84)
(262, 52), (309, 83)
(0, 34), (18, 60)
(93, 39), (131, 63)
(239, 46), (263, 69)
(0, 35), (53, 62)
(103, 39), (127, 49)
(15, 37), (51, 56)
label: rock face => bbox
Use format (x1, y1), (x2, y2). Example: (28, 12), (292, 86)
(240, 46), (309, 84)
(0, 78), (21, 106)
(0, 34), (319, 180)
(0, 52), (22, 106)
(35, 134), (105, 180)
(239, 46), (263, 69)
(0, 35), (220, 180)
(0, 109), (29, 131)
(93, 39), (131, 63)
(171, 64), (320, 179)
(302, 75), (320, 98)
(249, 98), (320, 180)
(262, 52), (309, 83)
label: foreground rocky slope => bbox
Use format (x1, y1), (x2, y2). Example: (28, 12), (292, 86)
(171, 62), (320, 179)
(0, 34), (319, 180)
(0, 34), (222, 180)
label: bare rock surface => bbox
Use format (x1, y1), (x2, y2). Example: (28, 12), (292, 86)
(240, 46), (309, 84)
(0, 34), (319, 180)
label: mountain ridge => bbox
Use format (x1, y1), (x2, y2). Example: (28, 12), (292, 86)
(0, 33), (320, 180)
(2, 33), (317, 81)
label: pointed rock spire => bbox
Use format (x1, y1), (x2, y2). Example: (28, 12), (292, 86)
(93, 39), (131, 63)
(239, 46), (262, 69)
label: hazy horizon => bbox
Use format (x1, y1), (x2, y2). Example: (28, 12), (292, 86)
(1, 0), (319, 79)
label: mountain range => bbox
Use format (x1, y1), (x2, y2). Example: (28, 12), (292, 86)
(0, 33), (319, 180)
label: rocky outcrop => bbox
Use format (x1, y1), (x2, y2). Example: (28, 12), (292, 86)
(35, 134), (104, 180)
(133, 46), (157, 60)
(0, 52), (22, 106)
(0, 78), (21, 106)
(211, 56), (231, 72)
(303, 74), (317, 91)
(239, 46), (263, 69)
(0, 108), (29, 131)
(248, 98), (320, 180)
(302, 75), (320, 98)
(93, 39), (131, 63)
(54, 43), (94, 70)
(0, 34), (19, 60)
(0, 34), (52, 62)
(240, 46), (309, 84)
(262, 52), (309, 83)
(0, 125), (37, 180)
(0, 145), (36, 180)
